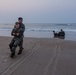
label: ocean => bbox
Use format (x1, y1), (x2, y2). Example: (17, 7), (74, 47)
(0, 23), (76, 41)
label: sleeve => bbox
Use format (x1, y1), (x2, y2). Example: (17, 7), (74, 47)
(21, 24), (25, 32)
(17, 28), (23, 37)
(11, 29), (14, 36)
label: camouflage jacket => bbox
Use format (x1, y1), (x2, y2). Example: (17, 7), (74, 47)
(11, 27), (23, 38)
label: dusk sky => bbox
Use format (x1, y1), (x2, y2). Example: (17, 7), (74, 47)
(0, 0), (76, 23)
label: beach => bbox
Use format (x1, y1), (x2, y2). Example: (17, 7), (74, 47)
(0, 36), (76, 75)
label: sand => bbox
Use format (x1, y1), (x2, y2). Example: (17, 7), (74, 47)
(0, 36), (76, 75)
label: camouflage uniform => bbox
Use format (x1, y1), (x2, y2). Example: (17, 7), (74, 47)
(9, 27), (23, 57)
(18, 23), (25, 51)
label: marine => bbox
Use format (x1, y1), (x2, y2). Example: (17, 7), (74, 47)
(18, 17), (25, 54)
(9, 22), (24, 58)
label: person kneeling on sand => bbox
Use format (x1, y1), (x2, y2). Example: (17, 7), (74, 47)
(9, 22), (23, 58)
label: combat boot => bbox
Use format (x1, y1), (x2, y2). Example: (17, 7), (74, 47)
(9, 45), (13, 52)
(17, 48), (24, 55)
(10, 53), (15, 58)
(10, 46), (16, 58)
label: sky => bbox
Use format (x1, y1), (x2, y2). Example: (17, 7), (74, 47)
(0, 0), (76, 23)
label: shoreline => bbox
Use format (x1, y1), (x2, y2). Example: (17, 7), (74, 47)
(0, 35), (76, 42)
(0, 29), (76, 41)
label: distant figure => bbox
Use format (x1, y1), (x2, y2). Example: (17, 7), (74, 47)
(53, 31), (58, 38)
(53, 29), (65, 39)
(9, 22), (23, 58)
(58, 29), (65, 36)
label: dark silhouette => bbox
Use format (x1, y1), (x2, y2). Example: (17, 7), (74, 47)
(58, 29), (65, 36)
(53, 29), (65, 39)
(53, 31), (58, 38)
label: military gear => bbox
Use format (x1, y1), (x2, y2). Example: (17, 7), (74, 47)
(18, 23), (25, 52)
(17, 48), (24, 55)
(19, 23), (25, 33)
(10, 53), (15, 58)
(9, 26), (23, 57)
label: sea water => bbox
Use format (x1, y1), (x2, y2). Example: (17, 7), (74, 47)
(0, 23), (76, 41)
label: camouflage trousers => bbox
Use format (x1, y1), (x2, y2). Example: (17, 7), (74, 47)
(9, 37), (23, 53)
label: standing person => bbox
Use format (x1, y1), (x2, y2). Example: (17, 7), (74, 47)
(17, 17), (25, 55)
(9, 22), (24, 58)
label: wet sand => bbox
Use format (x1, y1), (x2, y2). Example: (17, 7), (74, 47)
(0, 37), (76, 75)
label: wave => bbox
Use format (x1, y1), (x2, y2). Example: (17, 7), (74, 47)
(26, 28), (76, 32)
(0, 27), (76, 32)
(0, 27), (12, 31)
